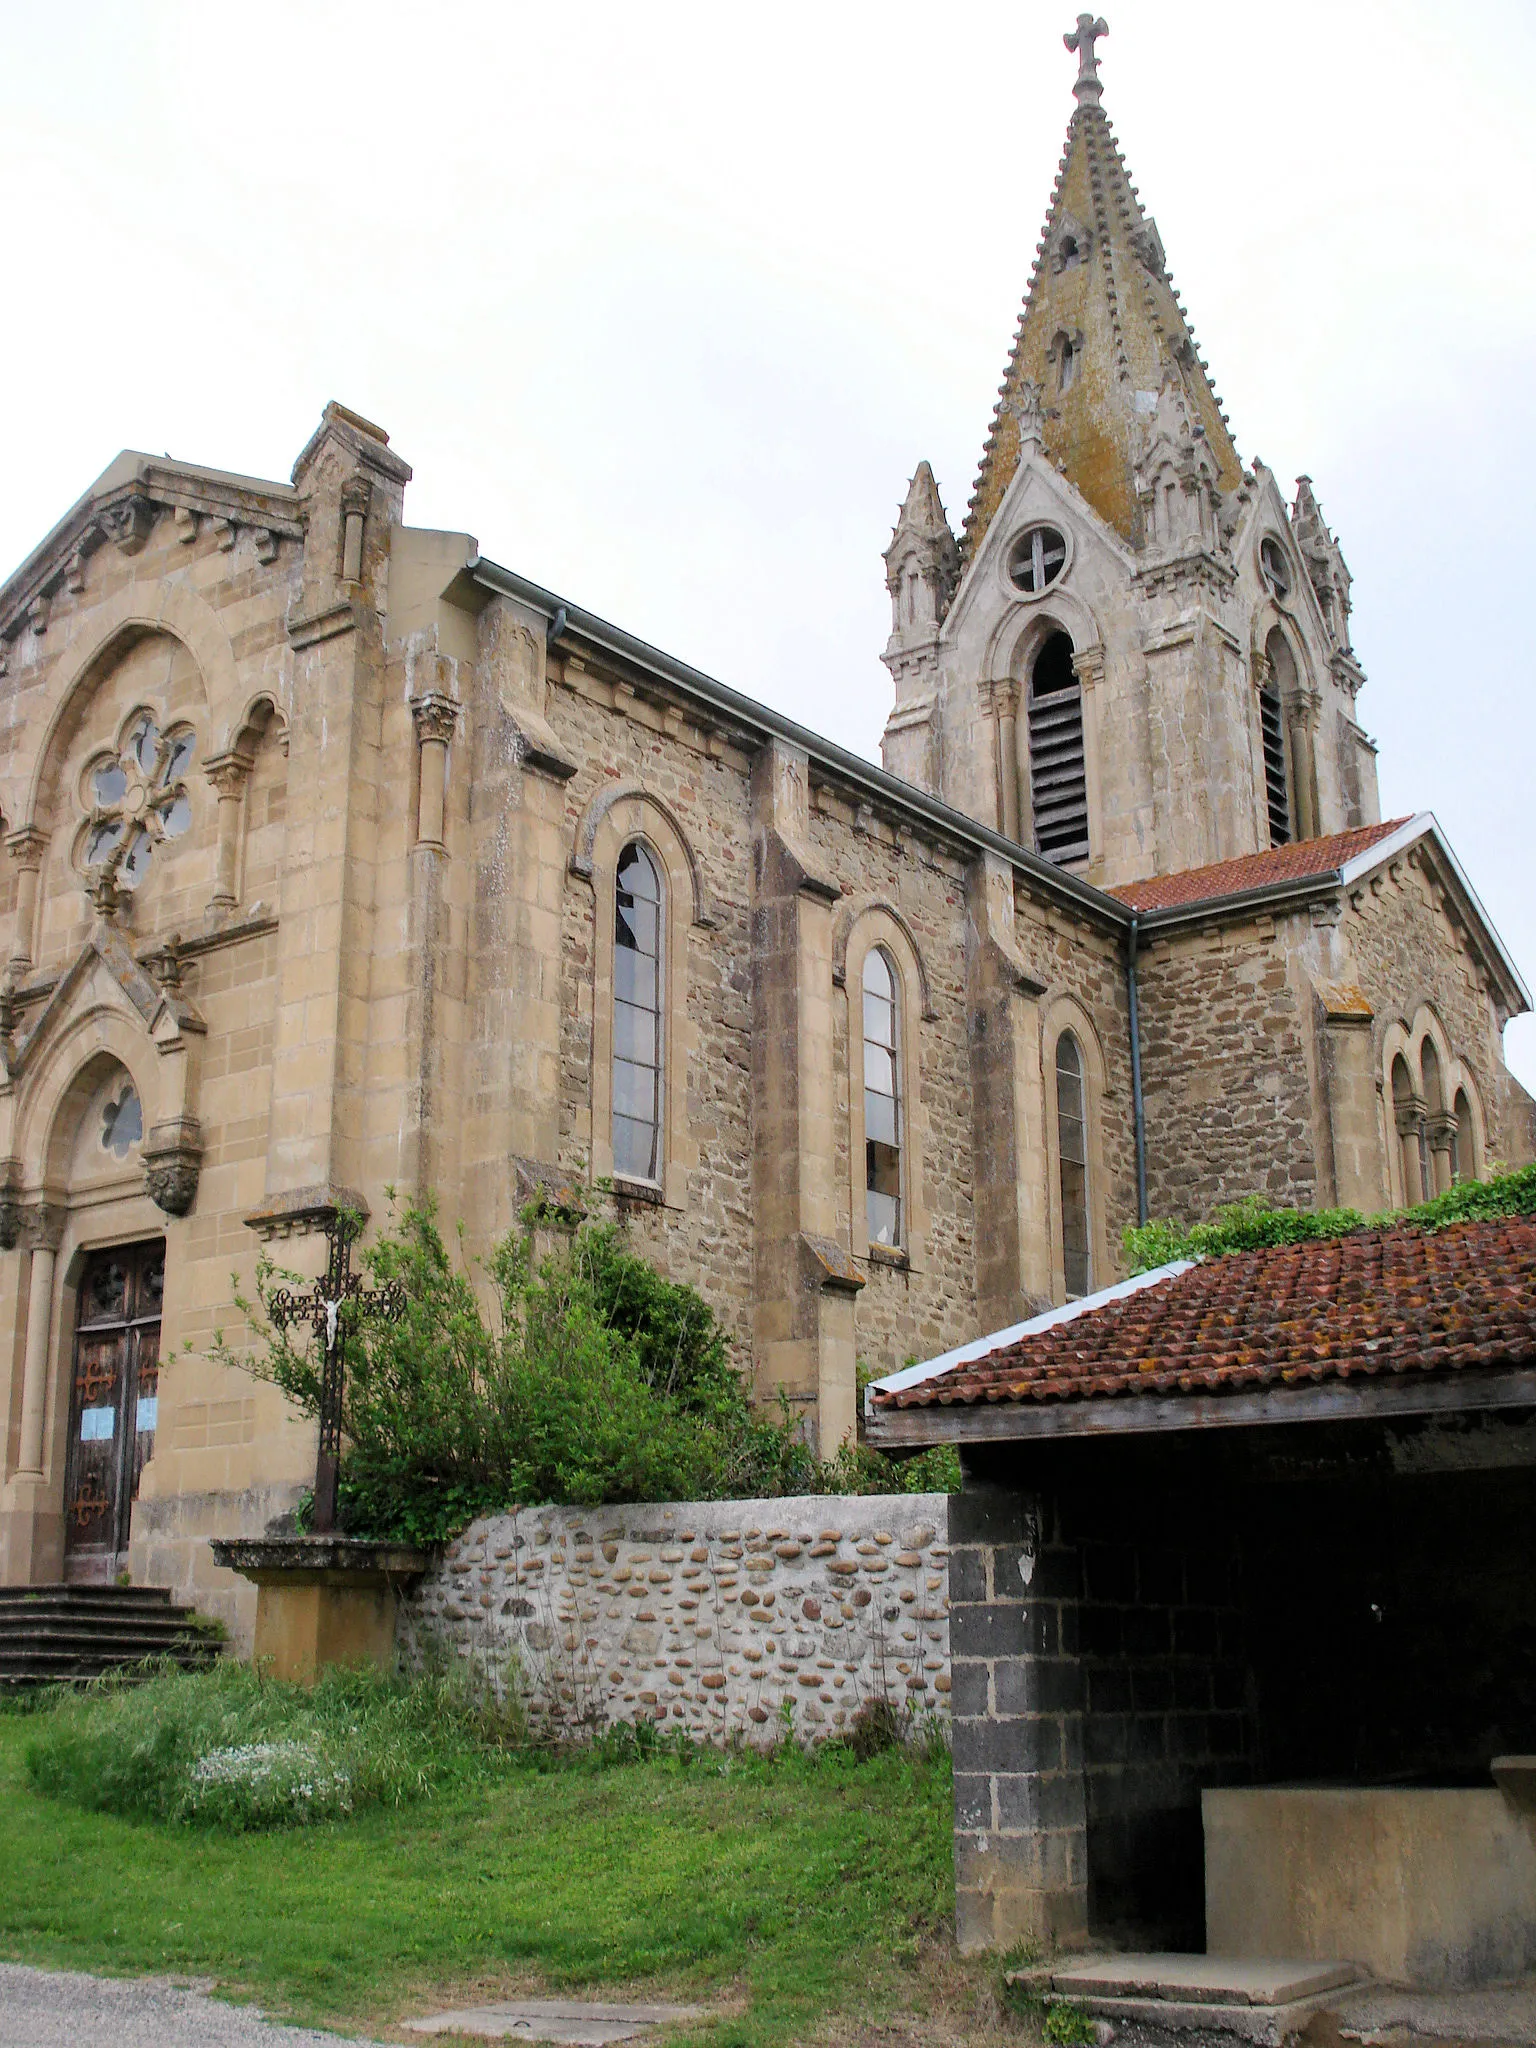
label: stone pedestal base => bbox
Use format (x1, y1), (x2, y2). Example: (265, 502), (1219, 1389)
(209, 1536), (426, 1683)
(0, 1476), (63, 1588)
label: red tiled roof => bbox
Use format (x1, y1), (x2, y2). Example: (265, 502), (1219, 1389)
(873, 1219), (1536, 1412)
(1110, 819), (1414, 913)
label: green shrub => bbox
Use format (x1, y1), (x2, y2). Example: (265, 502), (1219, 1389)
(1123, 1162), (1536, 1275)
(24, 1661), (513, 1831)
(216, 1203), (958, 1542)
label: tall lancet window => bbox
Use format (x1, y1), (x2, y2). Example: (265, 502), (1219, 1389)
(613, 842), (663, 1182)
(1029, 632), (1089, 865)
(1056, 1031), (1090, 1298)
(863, 948), (903, 1248)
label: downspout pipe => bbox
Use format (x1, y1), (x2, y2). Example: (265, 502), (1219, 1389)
(1127, 913), (1148, 1226)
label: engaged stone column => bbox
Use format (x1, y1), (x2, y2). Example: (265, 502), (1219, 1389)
(203, 754), (250, 911)
(16, 1206), (64, 1478)
(5, 829), (47, 970)
(1396, 1095), (1428, 1205)
(950, 1481), (1087, 1951)
(412, 694), (459, 850)
(1426, 1113), (1456, 1197)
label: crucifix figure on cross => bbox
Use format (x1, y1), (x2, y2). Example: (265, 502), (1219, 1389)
(267, 1213), (406, 1535)
(1064, 13), (1109, 101)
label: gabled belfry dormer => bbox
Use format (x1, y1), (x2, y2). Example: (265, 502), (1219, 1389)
(877, 15), (1382, 888)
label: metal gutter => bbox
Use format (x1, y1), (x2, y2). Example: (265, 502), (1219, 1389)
(470, 554), (1131, 933)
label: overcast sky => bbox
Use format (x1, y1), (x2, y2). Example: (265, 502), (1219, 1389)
(3, 0), (1534, 1092)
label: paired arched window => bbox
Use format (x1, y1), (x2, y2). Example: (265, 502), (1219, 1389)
(862, 947), (903, 1248)
(1029, 631), (1089, 866)
(1055, 1031), (1091, 1298)
(612, 841), (663, 1183)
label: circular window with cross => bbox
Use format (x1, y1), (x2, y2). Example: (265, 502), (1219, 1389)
(1008, 524), (1068, 597)
(1259, 536), (1292, 601)
(80, 714), (196, 890)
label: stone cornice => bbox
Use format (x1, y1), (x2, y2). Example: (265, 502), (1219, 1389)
(0, 458), (304, 652)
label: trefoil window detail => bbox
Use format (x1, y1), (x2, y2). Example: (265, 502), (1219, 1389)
(83, 714), (195, 890)
(863, 948), (902, 1249)
(1056, 1031), (1090, 1298)
(612, 841), (663, 1183)
(101, 1086), (143, 1160)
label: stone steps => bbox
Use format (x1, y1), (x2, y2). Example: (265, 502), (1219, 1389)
(0, 1583), (223, 1688)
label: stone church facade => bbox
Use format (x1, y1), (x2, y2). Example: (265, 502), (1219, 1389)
(0, 22), (1530, 1640)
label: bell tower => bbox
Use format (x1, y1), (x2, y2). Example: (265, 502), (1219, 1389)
(877, 15), (1380, 887)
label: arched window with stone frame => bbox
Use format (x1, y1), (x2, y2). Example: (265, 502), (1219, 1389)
(837, 905), (930, 1269)
(612, 841), (664, 1185)
(1027, 631), (1090, 867)
(1042, 998), (1109, 1304)
(1452, 1085), (1479, 1185)
(573, 783), (707, 1211)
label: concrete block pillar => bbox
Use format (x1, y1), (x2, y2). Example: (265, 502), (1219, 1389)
(966, 853), (1050, 1330)
(750, 739), (862, 1454)
(949, 1480), (1089, 1952)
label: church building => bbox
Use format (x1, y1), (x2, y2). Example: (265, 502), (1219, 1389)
(0, 18), (1529, 1641)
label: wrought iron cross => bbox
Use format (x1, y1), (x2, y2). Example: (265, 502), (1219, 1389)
(267, 1214), (405, 1535)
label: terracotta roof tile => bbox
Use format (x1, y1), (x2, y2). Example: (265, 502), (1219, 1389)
(873, 1219), (1536, 1412)
(1110, 819), (1413, 914)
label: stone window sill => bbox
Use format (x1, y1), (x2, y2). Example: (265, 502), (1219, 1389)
(611, 1176), (666, 1207)
(866, 1243), (910, 1273)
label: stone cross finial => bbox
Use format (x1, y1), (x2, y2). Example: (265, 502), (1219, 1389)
(1064, 13), (1109, 102)
(1007, 380), (1048, 450)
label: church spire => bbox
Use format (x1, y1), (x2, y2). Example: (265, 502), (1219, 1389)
(961, 17), (1243, 561)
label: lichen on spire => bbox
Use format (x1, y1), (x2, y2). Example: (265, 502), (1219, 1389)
(961, 17), (1243, 562)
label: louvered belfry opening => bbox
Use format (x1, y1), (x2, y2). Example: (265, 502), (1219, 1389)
(1029, 631), (1089, 865)
(1259, 681), (1290, 847)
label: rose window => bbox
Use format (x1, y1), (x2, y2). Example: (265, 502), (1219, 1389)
(83, 715), (195, 889)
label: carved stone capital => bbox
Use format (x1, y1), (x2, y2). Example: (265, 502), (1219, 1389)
(1071, 646), (1107, 690)
(5, 827), (48, 873)
(411, 692), (460, 748)
(0, 1159), (24, 1251)
(1425, 1113), (1458, 1154)
(20, 1201), (66, 1253)
(339, 475), (373, 521)
(143, 1117), (204, 1218)
(203, 751), (252, 799)
(1394, 1095), (1427, 1139)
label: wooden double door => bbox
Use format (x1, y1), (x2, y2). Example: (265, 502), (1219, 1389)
(62, 1241), (164, 1582)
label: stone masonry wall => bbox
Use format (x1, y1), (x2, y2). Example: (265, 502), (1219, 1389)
(1135, 914), (1320, 1225)
(399, 1493), (950, 1745)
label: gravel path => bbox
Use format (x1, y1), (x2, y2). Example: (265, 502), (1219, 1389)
(0, 1962), (388, 2047)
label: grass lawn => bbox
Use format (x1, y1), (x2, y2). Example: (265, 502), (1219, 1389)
(0, 1709), (1020, 2047)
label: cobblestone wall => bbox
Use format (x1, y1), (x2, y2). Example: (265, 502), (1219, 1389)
(399, 1493), (952, 1745)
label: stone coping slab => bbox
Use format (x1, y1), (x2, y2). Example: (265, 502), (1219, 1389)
(402, 1998), (704, 2042)
(1494, 1756), (1536, 1815)
(209, 1536), (427, 1585)
(1047, 1956), (1363, 2007)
